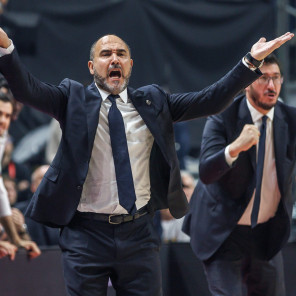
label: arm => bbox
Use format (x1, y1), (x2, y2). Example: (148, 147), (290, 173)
(0, 177), (41, 259)
(11, 208), (32, 241)
(0, 215), (41, 259)
(199, 115), (259, 184)
(0, 28), (68, 121)
(168, 33), (294, 122)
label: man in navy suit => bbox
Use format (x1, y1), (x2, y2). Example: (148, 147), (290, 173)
(183, 54), (294, 296)
(0, 26), (293, 295)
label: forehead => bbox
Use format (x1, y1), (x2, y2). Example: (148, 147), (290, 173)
(96, 35), (129, 53)
(0, 100), (13, 114)
(260, 63), (281, 75)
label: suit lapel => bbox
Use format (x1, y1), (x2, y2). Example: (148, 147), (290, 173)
(128, 88), (169, 159)
(85, 82), (102, 155)
(273, 104), (287, 195)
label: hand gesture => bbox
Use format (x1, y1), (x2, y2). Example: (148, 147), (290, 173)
(229, 124), (260, 158)
(17, 240), (41, 259)
(0, 27), (11, 48)
(250, 32), (294, 61)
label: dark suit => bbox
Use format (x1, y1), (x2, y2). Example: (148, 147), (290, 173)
(183, 95), (295, 295)
(0, 50), (259, 295)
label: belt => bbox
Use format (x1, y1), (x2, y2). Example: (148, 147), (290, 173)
(75, 206), (149, 225)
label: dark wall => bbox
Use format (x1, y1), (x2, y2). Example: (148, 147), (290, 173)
(3, 0), (275, 91)
(1, 0), (276, 151)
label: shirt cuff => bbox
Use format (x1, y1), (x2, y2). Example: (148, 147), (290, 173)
(225, 145), (238, 166)
(242, 57), (256, 71)
(0, 40), (14, 57)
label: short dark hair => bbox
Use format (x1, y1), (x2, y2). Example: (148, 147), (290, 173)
(0, 90), (13, 104)
(263, 54), (282, 74)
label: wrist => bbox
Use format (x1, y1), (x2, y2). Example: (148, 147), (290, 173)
(244, 52), (264, 70)
(228, 143), (241, 158)
(18, 224), (28, 235)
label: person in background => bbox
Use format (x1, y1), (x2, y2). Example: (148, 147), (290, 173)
(183, 54), (292, 296)
(1, 175), (31, 241)
(0, 91), (40, 259)
(15, 164), (59, 246)
(161, 170), (195, 242)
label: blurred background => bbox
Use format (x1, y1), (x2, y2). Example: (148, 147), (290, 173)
(0, 0), (290, 168)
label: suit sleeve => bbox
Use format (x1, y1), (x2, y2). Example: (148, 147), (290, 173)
(0, 49), (68, 121)
(167, 60), (260, 122)
(198, 115), (235, 184)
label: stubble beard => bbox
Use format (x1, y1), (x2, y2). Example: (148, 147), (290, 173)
(249, 86), (277, 111)
(93, 67), (132, 95)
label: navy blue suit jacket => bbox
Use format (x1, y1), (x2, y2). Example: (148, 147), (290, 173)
(183, 95), (296, 261)
(0, 50), (260, 227)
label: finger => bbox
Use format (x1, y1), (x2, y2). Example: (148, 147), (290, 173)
(257, 37), (266, 43)
(26, 243), (41, 258)
(9, 250), (16, 261)
(28, 250), (41, 259)
(272, 32), (294, 46)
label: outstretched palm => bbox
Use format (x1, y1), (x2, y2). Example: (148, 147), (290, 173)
(250, 32), (294, 61)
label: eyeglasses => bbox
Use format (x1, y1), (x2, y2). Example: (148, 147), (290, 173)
(257, 75), (283, 85)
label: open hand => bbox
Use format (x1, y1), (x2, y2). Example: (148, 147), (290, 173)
(250, 32), (294, 61)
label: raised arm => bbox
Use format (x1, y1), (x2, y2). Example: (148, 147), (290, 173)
(0, 27), (68, 121)
(168, 32), (294, 122)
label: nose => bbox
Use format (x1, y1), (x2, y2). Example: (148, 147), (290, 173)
(0, 116), (5, 124)
(111, 53), (119, 64)
(267, 77), (276, 89)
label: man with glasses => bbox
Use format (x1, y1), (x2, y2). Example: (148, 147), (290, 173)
(183, 54), (291, 296)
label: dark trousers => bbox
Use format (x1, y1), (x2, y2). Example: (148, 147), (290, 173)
(203, 223), (286, 296)
(59, 213), (162, 296)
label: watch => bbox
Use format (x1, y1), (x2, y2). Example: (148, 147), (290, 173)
(245, 52), (264, 69)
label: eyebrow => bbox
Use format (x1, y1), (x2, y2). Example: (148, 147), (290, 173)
(261, 72), (281, 76)
(100, 49), (128, 55)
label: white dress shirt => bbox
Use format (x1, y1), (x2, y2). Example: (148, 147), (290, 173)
(0, 39), (154, 215)
(225, 99), (281, 225)
(77, 86), (154, 214)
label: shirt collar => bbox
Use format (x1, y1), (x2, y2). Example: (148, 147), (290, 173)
(94, 83), (128, 103)
(246, 97), (274, 123)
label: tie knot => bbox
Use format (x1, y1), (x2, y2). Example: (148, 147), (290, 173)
(108, 94), (120, 104)
(262, 115), (267, 124)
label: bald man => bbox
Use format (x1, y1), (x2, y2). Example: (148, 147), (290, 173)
(0, 27), (293, 295)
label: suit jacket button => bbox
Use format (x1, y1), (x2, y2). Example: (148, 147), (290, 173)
(77, 185), (82, 190)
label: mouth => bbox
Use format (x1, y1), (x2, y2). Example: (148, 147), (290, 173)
(108, 69), (122, 79)
(265, 91), (277, 98)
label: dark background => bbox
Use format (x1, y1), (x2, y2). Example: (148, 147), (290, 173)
(0, 0), (276, 153)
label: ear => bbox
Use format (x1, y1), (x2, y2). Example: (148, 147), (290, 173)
(130, 59), (133, 68)
(88, 61), (94, 75)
